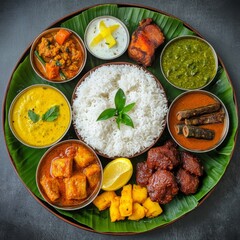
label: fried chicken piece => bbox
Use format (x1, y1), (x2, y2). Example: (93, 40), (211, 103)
(181, 152), (203, 177)
(136, 162), (153, 187)
(147, 169), (179, 204)
(176, 168), (200, 195)
(128, 18), (165, 66)
(147, 140), (180, 171)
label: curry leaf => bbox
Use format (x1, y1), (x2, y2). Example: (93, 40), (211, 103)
(97, 89), (135, 128)
(114, 88), (126, 111)
(55, 60), (62, 66)
(97, 108), (117, 121)
(121, 113), (134, 128)
(123, 102), (135, 113)
(42, 105), (60, 122)
(28, 110), (40, 123)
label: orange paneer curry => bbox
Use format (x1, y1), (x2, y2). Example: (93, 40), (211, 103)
(37, 141), (101, 207)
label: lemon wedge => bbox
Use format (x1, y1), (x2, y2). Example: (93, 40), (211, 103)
(102, 158), (133, 191)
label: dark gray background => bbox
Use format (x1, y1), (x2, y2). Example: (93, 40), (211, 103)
(1, 0), (239, 239)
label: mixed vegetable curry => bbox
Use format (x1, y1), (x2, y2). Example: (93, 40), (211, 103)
(33, 28), (85, 81)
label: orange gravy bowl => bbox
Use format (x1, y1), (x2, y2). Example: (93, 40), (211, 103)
(36, 139), (103, 210)
(167, 90), (229, 152)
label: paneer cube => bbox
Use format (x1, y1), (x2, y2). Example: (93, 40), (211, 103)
(128, 203), (146, 221)
(83, 163), (101, 188)
(110, 196), (125, 222)
(40, 175), (60, 202)
(142, 197), (163, 218)
(74, 145), (95, 168)
(51, 157), (73, 178)
(64, 173), (87, 200)
(132, 184), (148, 204)
(93, 191), (116, 211)
(119, 184), (133, 217)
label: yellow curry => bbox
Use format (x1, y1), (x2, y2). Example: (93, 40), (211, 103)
(10, 85), (71, 148)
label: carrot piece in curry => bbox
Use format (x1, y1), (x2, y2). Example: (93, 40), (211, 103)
(55, 29), (71, 45)
(46, 62), (59, 79)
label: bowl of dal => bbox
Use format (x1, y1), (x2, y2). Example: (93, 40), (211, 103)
(160, 35), (218, 90)
(8, 84), (72, 148)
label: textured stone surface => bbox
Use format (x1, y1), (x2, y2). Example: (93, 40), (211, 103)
(0, 0), (239, 239)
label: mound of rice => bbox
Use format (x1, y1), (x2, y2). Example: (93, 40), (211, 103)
(72, 64), (168, 158)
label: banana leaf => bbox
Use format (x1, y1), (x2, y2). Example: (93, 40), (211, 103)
(4, 4), (238, 233)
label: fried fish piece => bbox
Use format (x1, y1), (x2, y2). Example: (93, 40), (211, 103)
(119, 184), (133, 217)
(142, 197), (163, 218)
(132, 184), (148, 204)
(93, 191), (117, 211)
(128, 18), (165, 66)
(110, 196), (125, 222)
(128, 202), (146, 221)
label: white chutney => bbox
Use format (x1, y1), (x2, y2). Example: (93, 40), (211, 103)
(84, 16), (129, 60)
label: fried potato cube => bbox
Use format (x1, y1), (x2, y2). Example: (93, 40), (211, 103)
(119, 184), (133, 217)
(93, 191), (117, 211)
(74, 145), (95, 168)
(142, 197), (163, 218)
(132, 184), (148, 204)
(110, 196), (125, 222)
(83, 163), (101, 188)
(128, 203), (147, 221)
(40, 175), (60, 202)
(64, 173), (87, 200)
(51, 157), (73, 178)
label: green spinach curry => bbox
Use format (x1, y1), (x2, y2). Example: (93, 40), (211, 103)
(161, 36), (217, 89)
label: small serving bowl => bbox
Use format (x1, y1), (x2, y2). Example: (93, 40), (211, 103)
(84, 16), (130, 60)
(36, 139), (103, 211)
(160, 35), (218, 91)
(30, 27), (87, 83)
(8, 84), (72, 148)
(167, 90), (229, 153)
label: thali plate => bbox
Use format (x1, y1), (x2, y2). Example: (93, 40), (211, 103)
(3, 3), (238, 235)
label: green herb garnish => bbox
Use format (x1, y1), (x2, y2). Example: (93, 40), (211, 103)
(28, 105), (60, 123)
(55, 60), (62, 66)
(28, 110), (40, 123)
(34, 50), (45, 65)
(97, 88), (135, 129)
(42, 105), (60, 122)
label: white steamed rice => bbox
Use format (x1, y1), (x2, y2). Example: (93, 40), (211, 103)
(72, 64), (168, 158)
